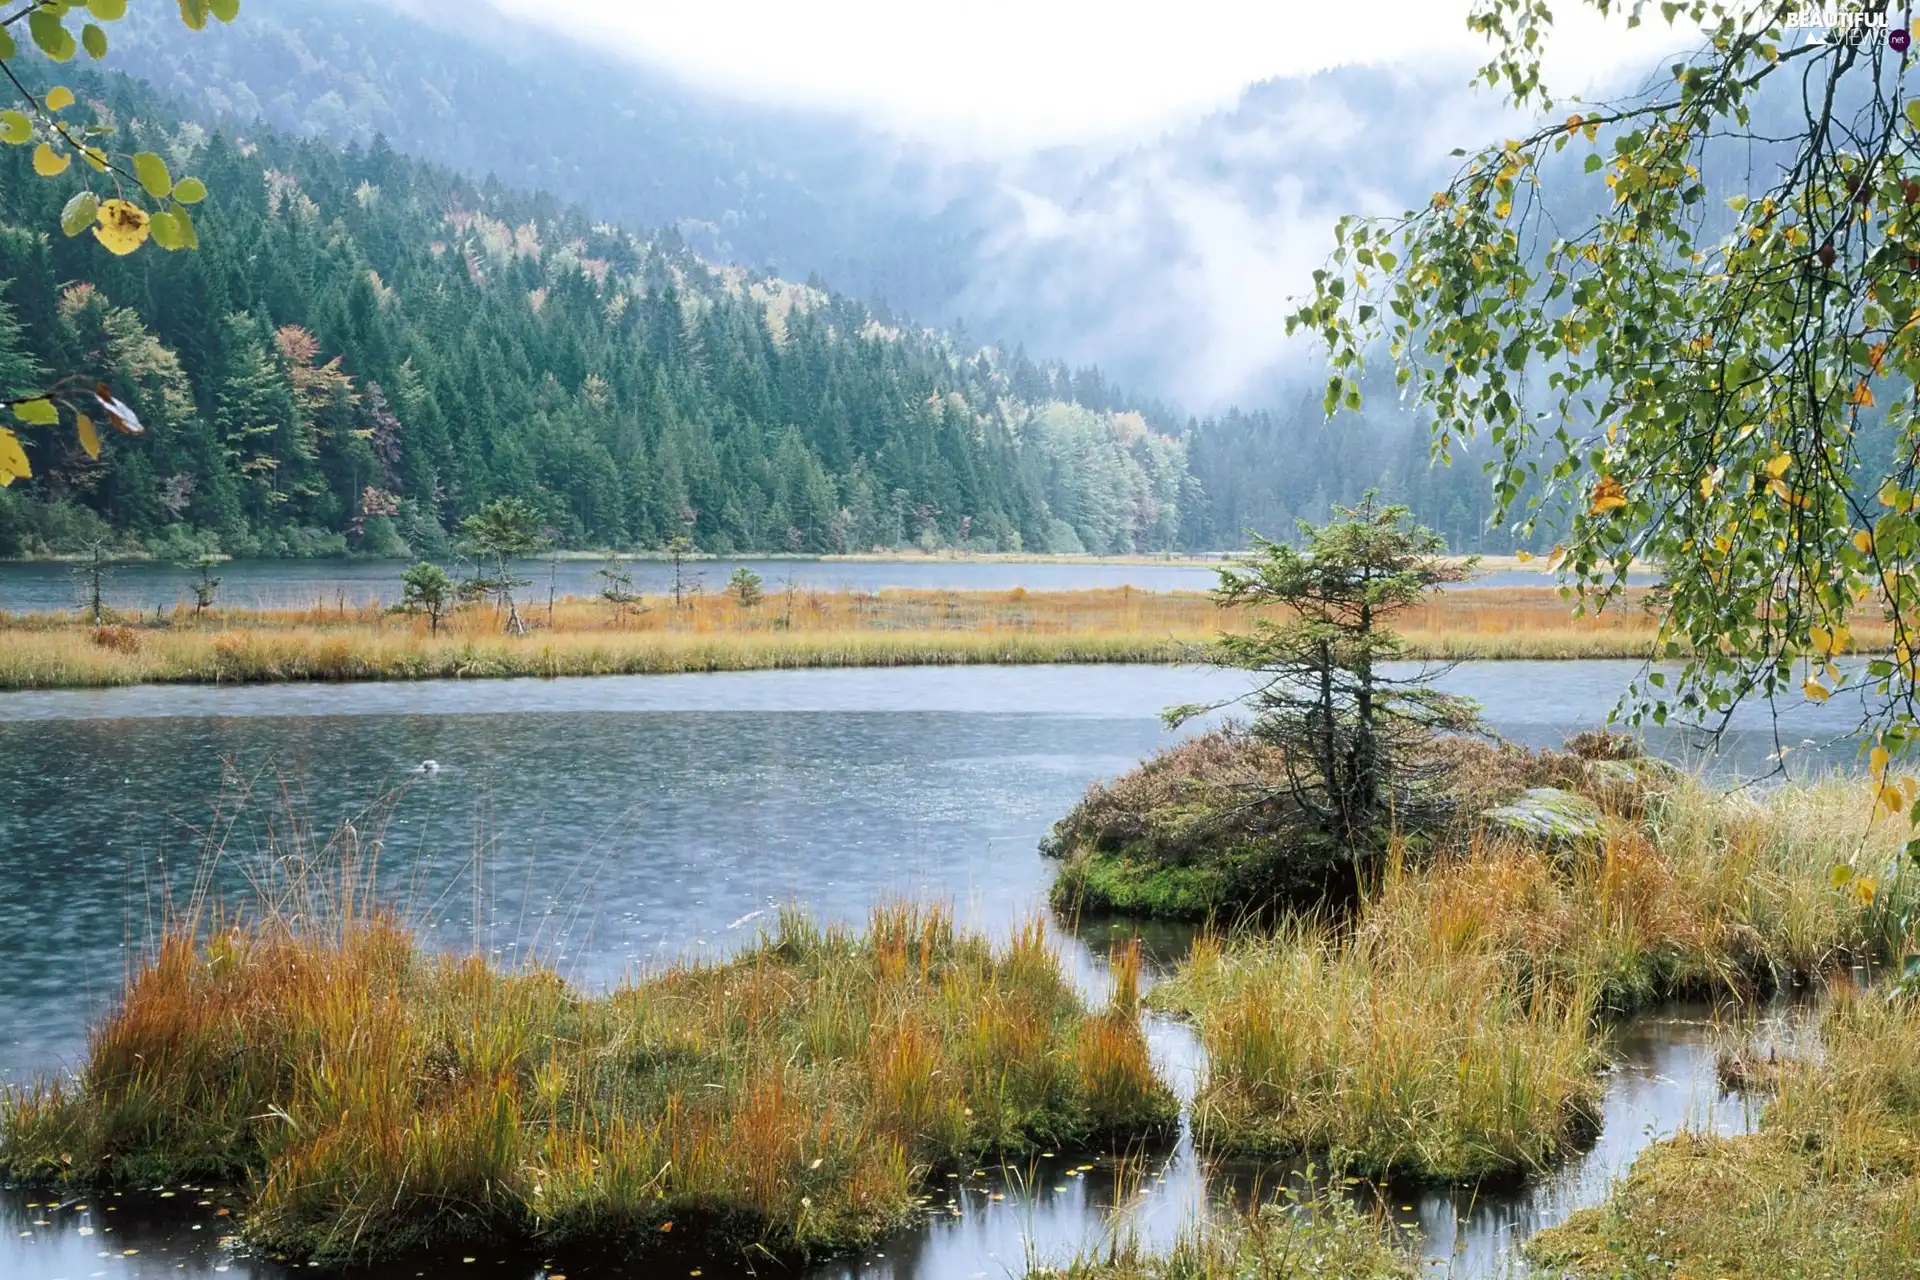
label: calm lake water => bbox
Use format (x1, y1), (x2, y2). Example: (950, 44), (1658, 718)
(0, 661), (1859, 1279)
(0, 556), (1604, 614)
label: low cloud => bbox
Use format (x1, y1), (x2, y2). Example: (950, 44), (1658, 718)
(949, 62), (1524, 410)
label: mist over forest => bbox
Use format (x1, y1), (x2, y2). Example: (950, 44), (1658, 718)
(0, 0), (1593, 557)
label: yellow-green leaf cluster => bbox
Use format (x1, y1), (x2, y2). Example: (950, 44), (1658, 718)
(0, 0), (238, 254)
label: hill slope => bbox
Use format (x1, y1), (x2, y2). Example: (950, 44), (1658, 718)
(0, 71), (1195, 561)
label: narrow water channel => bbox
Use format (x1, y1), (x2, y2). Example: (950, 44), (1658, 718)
(0, 664), (1859, 1279)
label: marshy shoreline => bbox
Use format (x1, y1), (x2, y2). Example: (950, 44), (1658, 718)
(0, 901), (1176, 1269)
(4, 746), (1914, 1276)
(0, 584), (1707, 691)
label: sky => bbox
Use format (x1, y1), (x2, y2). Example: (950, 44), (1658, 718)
(476, 0), (1693, 150)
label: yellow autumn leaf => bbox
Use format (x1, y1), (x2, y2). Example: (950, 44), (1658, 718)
(32, 142), (69, 176)
(1872, 745), (1891, 779)
(1589, 476), (1628, 513)
(1810, 624), (1833, 654)
(1855, 874), (1879, 906)
(1831, 863), (1855, 888)
(1515, 549), (1533, 563)
(75, 411), (99, 459)
(1803, 676), (1831, 703)
(0, 426), (28, 485)
(1766, 453), (1792, 479)
(44, 86), (74, 113)
(1870, 342), (1889, 372)
(1855, 529), (1875, 554)
(92, 199), (149, 256)
(1853, 380), (1876, 408)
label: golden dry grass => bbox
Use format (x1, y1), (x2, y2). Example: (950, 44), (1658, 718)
(0, 585), (1714, 689)
(0, 900), (1175, 1266)
(1528, 984), (1920, 1278)
(1146, 777), (1916, 1183)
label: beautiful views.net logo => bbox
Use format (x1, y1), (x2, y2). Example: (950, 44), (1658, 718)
(1783, 3), (1911, 48)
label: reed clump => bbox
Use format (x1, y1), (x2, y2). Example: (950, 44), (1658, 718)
(1157, 925), (1603, 1180)
(1143, 772), (1912, 1182)
(0, 905), (1175, 1266)
(1528, 984), (1920, 1277)
(0, 585), (1718, 690)
(1373, 776), (1912, 1014)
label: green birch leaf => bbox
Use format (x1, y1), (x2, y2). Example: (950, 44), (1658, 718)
(132, 151), (172, 199)
(60, 190), (99, 237)
(13, 398), (58, 426)
(28, 11), (77, 61)
(148, 209), (186, 251)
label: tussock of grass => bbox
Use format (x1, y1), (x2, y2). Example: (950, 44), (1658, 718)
(1158, 926), (1603, 1180)
(1528, 987), (1920, 1278)
(0, 905), (1175, 1266)
(1380, 777), (1912, 1013)
(1044, 732), (1660, 920)
(1145, 775), (1912, 1183)
(0, 585), (1705, 689)
(1025, 1191), (1417, 1279)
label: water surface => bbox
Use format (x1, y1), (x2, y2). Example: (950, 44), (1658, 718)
(0, 661), (1859, 1279)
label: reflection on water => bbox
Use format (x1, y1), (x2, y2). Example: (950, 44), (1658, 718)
(0, 663), (1859, 1279)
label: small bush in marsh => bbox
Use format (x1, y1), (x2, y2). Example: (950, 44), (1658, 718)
(89, 623), (139, 653)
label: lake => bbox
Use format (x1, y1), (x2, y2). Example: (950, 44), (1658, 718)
(0, 556), (1605, 615)
(0, 660), (1861, 1279)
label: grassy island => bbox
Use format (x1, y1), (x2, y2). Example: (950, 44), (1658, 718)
(0, 903), (1174, 1267)
(0, 584), (1708, 690)
(1527, 988), (1920, 1277)
(1051, 729), (1911, 1182)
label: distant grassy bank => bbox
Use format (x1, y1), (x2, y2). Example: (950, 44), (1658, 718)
(0, 585), (1702, 690)
(0, 904), (1173, 1267)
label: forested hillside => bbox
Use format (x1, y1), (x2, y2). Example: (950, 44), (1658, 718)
(98, 0), (1506, 410)
(0, 70), (1198, 560)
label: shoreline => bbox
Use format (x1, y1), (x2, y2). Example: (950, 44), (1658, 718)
(0, 548), (1563, 573)
(0, 585), (1687, 690)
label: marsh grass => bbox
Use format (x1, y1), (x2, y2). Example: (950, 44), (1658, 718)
(0, 586), (1711, 689)
(0, 859), (1176, 1266)
(1159, 925), (1604, 1181)
(1381, 777), (1915, 1012)
(1527, 984), (1920, 1278)
(1147, 775), (1915, 1183)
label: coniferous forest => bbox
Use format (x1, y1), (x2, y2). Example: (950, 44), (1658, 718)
(0, 66), (1523, 560)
